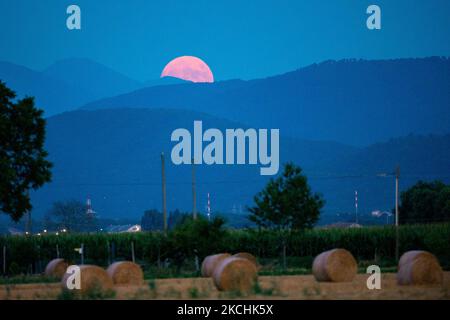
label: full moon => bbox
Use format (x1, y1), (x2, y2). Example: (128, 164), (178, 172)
(161, 56), (214, 83)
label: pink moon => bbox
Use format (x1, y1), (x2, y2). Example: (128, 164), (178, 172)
(161, 56), (214, 83)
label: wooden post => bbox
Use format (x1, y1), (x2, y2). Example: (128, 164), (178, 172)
(111, 241), (115, 262)
(2, 245), (6, 274)
(395, 166), (400, 262)
(192, 158), (197, 220)
(161, 152), (167, 233)
(80, 243), (84, 265)
(107, 240), (111, 265)
(131, 241), (135, 263)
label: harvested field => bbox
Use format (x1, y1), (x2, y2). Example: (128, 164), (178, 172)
(0, 272), (449, 300)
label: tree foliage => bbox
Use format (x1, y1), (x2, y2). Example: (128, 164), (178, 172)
(141, 208), (190, 231)
(400, 180), (450, 224)
(248, 163), (324, 230)
(168, 215), (227, 268)
(45, 200), (98, 232)
(141, 209), (164, 231)
(0, 81), (52, 221)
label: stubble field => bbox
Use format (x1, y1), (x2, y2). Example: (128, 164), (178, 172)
(0, 273), (449, 300)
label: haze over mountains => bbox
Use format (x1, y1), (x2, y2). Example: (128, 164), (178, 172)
(42, 58), (142, 101)
(82, 57), (450, 146)
(0, 60), (90, 115)
(29, 108), (449, 223)
(1, 57), (449, 224)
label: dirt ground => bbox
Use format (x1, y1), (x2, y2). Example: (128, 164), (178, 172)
(0, 273), (449, 300)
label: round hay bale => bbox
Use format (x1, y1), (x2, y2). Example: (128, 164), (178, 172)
(212, 257), (258, 292)
(312, 248), (357, 282)
(106, 261), (144, 285)
(45, 258), (68, 278)
(397, 250), (443, 285)
(61, 265), (113, 293)
(232, 252), (258, 267)
(201, 253), (231, 277)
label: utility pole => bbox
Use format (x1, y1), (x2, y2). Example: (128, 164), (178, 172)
(192, 158), (197, 220)
(377, 167), (401, 261)
(192, 158), (198, 271)
(25, 190), (32, 234)
(355, 190), (358, 224)
(395, 166), (400, 262)
(161, 152), (167, 233)
(26, 211), (32, 235)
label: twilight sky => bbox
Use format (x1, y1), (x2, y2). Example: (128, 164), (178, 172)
(0, 0), (449, 81)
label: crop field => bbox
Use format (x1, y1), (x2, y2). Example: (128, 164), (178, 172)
(1, 223), (449, 276)
(0, 223), (449, 300)
(0, 273), (449, 300)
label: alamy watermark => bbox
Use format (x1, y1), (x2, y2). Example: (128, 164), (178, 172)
(170, 121), (279, 175)
(366, 265), (381, 290)
(64, 265), (81, 290)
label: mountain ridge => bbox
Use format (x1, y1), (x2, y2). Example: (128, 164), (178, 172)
(42, 58), (142, 100)
(81, 57), (450, 145)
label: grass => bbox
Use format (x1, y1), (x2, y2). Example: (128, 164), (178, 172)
(144, 266), (199, 279)
(252, 281), (275, 296)
(188, 286), (201, 299)
(147, 278), (158, 298)
(259, 267), (312, 276)
(0, 261), (401, 286)
(0, 274), (59, 285)
(57, 283), (116, 300)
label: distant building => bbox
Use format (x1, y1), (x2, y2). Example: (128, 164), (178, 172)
(105, 224), (141, 233)
(319, 222), (363, 229)
(86, 196), (97, 217)
(8, 227), (24, 235)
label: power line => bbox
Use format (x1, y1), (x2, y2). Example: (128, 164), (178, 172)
(38, 173), (450, 188)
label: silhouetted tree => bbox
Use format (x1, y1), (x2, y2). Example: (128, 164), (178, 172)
(168, 215), (227, 271)
(141, 209), (164, 231)
(0, 81), (52, 221)
(399, 180), (450, 224)
(46, 200), (98, 232)
(248, 162), (324, 230)
(248, 162), (324, 268)
(168, 209), (190, 230)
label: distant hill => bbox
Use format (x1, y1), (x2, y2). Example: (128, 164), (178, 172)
(82, 57), (450, 145)
(29, 108), (450, 225)
(143, 76), (190, 87)
(0, 61), (90, 115)
(332, 134), (450, 175)
(42, 58), (142, 100)
(0, 59), (143, 115)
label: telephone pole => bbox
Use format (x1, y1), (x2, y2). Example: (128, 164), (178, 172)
(25, 191), (31, 235)
(395, 166), (400, 261)
(192, 158), (197, 220)
(161, 152), (167, 233)
(26, 211), (32, 235)
(377, 167), (401, 261)
(354, 190), (358, 224)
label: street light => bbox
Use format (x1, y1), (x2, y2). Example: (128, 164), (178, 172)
(377, 166), (400, 261)
(371, 210), (393, 225)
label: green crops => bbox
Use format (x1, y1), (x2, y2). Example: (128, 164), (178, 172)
(0, 223), (449, 276)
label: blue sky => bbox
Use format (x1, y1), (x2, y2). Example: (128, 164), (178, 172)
(0, 0), (449, 81)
